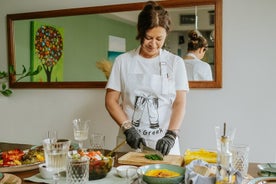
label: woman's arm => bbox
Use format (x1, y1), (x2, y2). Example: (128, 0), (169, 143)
(168, 90), (187, 132)
(105, 88), (129, 126)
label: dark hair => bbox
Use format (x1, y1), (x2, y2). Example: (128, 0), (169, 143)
(136, 1), (171, 44)
(187, 30), (208, 51)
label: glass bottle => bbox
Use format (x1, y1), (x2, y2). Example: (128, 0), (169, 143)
(216, 135), (233, 184)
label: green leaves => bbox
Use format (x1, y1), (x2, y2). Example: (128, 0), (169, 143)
(0, 71), (11, 96)
(1, 83), (12, 96)
(10, 65), (42, 82)
(0, 71), (8, 79)
(1, 65), (42, 97)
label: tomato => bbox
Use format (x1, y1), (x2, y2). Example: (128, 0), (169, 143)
(0, 149), (24, 166)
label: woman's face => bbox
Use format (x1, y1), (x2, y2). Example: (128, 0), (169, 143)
(140, 26), (167, 58)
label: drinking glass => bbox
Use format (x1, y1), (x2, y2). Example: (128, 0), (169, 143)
(47, 130), (57, 140)
(90, 133), (105, 153)
(67, 151), (89, 184)
(231, 144), (250, 178)
(73, 118), (90, 149)
(43, 138), (71, 184)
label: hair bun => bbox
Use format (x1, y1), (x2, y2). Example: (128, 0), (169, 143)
(188, 30), (202, 40)
(144, 1), (158, 9)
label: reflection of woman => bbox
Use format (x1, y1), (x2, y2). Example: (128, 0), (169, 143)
(105, 1), (189, 155)
(183, 30), (213, 81)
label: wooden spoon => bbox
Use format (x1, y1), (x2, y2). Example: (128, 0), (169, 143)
(106, 140), (126, 157)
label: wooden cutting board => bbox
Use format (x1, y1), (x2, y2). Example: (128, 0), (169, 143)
(118, 152), (184, 166)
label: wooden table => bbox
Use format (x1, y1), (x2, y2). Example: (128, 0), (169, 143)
(0, 143), (262, 183)
(4, 151), (126, 184)
(10, 161), (261, 183)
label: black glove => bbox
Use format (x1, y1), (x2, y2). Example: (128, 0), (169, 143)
(124, 127), (146, 149)
(156, 130), (177, 155)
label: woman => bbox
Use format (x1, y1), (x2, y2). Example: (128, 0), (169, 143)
(184, 30), (213, 81)
(105, 1), (189, 155)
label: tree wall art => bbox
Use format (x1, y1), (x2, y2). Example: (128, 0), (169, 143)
(31, 21), (64, 82)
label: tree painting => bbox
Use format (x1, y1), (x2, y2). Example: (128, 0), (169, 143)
(31, 21), (64, 82)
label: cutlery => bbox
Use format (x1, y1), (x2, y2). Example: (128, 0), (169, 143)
(139, 143), (164, 160)
(106, 140), (126, 157)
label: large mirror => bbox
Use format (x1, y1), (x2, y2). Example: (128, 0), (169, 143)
(7, 0), (222, 88)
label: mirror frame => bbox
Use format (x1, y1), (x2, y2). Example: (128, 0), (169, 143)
(7, 0), (222, 89)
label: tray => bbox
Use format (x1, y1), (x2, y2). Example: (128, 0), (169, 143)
(258, 163), (276, 173)
(248, 177), (276, 184)
(0, 162), (40, 173)
(0, 147), (43, 173)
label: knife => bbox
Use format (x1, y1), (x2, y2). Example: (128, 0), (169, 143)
(139, 143), (164, 160)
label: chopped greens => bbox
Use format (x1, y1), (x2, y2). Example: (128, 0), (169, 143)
(145, 154), (163, 161)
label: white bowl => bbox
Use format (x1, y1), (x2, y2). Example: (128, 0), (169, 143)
(39, 163), (56, 179)
(116, 165), (138, 178)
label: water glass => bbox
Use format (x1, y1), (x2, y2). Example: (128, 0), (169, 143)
(67, 152), (89, 184)
(231, 144), (250, 177)
(43, 139), (71, 184)
(90, 133), (105, 152)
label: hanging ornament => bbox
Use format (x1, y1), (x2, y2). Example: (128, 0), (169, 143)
(195, 6), (198, 30)
(210, 30), (215, 42)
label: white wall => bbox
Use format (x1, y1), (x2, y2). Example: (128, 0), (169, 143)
(1, 0), (276, 163)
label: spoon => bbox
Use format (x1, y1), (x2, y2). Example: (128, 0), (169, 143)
(106, 140), (126, 157)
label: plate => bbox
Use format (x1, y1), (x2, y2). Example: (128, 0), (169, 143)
(0, 162), (40, 173)
(0, 147), (43, 173)
(258, 163), (276, 173)
(0, 173), (21, 184)
(247, 177), (276, 184)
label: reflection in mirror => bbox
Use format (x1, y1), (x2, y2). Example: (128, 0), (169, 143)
(7, 0), (222, 88)
(13, 14), (139, 82)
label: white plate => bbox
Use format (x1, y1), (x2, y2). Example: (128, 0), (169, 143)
(0, 162), (40, 173)
(0, 173), (21, 184)
(247, 177), (276, 184)
(258, 163), (276, 173)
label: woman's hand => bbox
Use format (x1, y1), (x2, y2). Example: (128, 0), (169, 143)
(156, 130), (177, 155)
(124, 127), (146, 149)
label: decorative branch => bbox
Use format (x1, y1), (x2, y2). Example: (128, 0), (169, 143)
(96, 59), (113, 80)
(0, 65), (42, 97)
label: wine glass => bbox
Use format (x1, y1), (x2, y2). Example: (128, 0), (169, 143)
(42, 139), (71, 184)
(72, 118), (90, 149)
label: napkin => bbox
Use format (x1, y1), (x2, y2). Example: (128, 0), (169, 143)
(24, 167), (128, 184)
